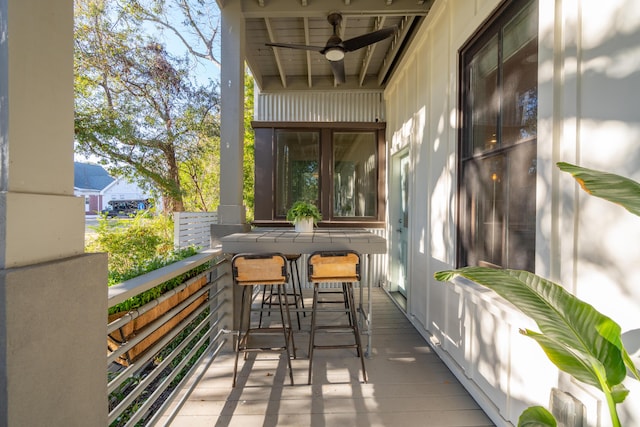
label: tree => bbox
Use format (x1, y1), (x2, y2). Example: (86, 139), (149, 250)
(126, 0), (221, 69)
(74, 0), (220, 212)
(243, 72), (255, 220)
(125, 0), (255, 217)
(179, 135), (219, 211)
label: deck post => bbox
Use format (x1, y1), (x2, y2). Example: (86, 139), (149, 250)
(0, 0), (107, 424)
(217, 0), (247, 225)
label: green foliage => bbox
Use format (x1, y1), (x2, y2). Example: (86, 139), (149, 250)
(179, 133), (220, 212)
(435, 162), (640, 427)
(109, 310), (210, 427)
(85, 211), (207, 315)
(106, 247), (205, 316)
(434, 267), (638, 427)
(557, 162), (640, 216)
(243, 72), (255, 221)
(86, 211), (174, 277)
(286, 200), (322, 224)
(518, 406), (557, 427)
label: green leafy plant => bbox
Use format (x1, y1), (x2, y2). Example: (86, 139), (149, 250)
(86, 210), (206, 314)
(286, 200), (322, 225)
(435, 162), (640, 427)
(86, 211), (175, 276)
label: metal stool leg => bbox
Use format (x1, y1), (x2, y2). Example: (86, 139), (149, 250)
(307, 283), (320, 385)
(290, 257), (306, 317)
(233, 285), (250, 387)
(288, 258), (302, 328)
(346, 282), (367, 382)
(276, 284), (295, 385)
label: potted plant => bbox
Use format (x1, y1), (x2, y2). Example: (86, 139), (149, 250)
(286, 200), (321, 232)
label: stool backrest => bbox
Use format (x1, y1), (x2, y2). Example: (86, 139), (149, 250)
(308, 251), (360, 283)
(232, 253), (288, 285)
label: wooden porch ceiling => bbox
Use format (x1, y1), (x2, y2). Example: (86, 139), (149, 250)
(241, 0), (435, 92)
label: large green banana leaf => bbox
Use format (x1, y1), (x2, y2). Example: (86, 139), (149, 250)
(557, 162), (640, 217)
(436, 162), (640, 426)
(434, 268), (639, 394)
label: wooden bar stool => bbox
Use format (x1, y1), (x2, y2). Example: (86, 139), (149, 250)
(231, 253), (296, 387)
(307, 251), (367, 385)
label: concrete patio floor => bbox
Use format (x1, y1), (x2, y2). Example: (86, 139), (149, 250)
(158, 287), (495, 427)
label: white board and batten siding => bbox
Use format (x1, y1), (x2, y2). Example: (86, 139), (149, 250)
(173, 212), (218, 251)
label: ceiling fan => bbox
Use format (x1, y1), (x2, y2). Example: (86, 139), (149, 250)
(265, 12), (397, 84)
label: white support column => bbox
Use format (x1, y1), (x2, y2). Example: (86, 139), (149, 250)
(0, 0), (107, 425)
(218, 1), (247, 225)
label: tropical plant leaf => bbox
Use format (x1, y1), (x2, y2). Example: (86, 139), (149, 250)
(518, 406), (557, 427)
(522, 329), (605, 389)
(557, 162), (640, 217)
(610, 384), (630, 404)
(434, 268), (638, 392)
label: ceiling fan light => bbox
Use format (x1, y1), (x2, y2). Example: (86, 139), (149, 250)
(325, 47), (345, 61)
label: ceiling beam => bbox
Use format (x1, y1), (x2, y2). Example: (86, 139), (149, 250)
(358, 16), (386, 87)
(264, 17), (288, 88)
(378, 15), (416, 85)
(304, 17), (313, 88)
(242, 0), (431, 18)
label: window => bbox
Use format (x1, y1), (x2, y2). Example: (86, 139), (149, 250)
(333, 132), (377, 218)
(275, 130), (320, 217)
(458, 0), (538, 270)
(253, 123), (385, 226)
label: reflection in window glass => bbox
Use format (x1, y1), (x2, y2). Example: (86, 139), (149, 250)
(470, 35), (498, 155)
(333, 132), (377, 217)
(275, 131), (319, 217)
(460, 0), (537, 271)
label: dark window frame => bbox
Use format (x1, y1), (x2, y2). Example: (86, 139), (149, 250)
(252, 121), (386, 228)
(457, 0), (538, 270)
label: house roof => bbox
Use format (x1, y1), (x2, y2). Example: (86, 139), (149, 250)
(74, 162), (115, 191)
(240, 0), (434, 92)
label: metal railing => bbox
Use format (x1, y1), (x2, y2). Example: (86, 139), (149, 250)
(107, 249), (232, 426)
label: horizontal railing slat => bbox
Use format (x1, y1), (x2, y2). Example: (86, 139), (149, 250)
(108, 249), (220, 308)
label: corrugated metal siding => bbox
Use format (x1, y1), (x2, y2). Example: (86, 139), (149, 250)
(255, 91), (386, 122)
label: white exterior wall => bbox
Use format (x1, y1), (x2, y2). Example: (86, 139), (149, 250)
(384, 0), (640, 426)
(102, 178), (151, 202)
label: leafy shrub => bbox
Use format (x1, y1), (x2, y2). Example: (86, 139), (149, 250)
(86, 211), (175, 276)
(86, 211), (207, 314)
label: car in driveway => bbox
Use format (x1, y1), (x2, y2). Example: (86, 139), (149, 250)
(101, 199), (152, 217)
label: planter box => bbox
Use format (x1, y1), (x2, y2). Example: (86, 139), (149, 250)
(108, 276), (208, 366)
(294, 217), (314, 232)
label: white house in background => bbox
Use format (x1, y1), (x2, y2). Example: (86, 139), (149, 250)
(73, 162), (152, 214)
(73, 162), (114, 214)
(101, 176), (152, 206)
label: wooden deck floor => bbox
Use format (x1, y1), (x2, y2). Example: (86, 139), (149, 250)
(158, 288), (494, 427)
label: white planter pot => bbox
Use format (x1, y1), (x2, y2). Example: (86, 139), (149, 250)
(294, 217), (314, 233)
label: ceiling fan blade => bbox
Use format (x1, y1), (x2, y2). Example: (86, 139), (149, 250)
(342, 26), (397, 52)
(265, 42), (324, 53)
(330, 59), (346, 84)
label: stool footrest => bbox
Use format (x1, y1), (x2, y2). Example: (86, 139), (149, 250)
(312, 344), (359, 350)
(238, 346), (291, 352)
(314, 325), (358, 331)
